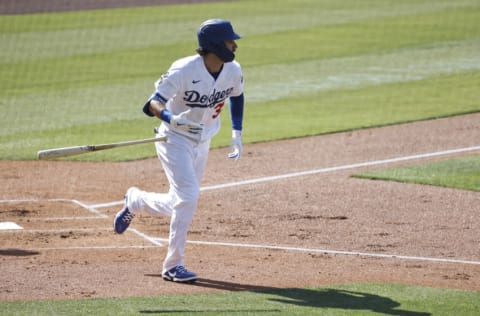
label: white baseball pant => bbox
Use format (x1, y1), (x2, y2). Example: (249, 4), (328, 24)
(127, 131), (210, 273)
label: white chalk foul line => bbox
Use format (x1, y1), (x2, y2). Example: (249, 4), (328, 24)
(130, 228), (164, 247)
(13, 233), (480, 266)
(150, 237), (480, 266)
(200, 145), (480, 191)
(90, 144), (480, 209)
(70, 199), (108, 218)
(23, 245), (160, 251)
(26, 216), (107, 221)
(0, 227), (112, 234)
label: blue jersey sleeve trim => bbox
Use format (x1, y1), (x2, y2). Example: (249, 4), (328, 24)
(142, 101), (155, 117)
(142, 92), (168, 117)
(229, 93), (244, 131)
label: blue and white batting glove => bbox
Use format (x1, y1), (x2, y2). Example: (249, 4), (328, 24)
(170, 110), (204, 135)
(228, 130), (242, 160)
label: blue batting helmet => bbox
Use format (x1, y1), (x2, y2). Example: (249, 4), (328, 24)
(197, 19), (241, 62)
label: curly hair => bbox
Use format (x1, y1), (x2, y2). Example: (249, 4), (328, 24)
(196, 47), (209, 56)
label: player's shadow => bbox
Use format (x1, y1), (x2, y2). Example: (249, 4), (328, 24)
(0, 248), (40, 256)
(141, 277), (431, 315)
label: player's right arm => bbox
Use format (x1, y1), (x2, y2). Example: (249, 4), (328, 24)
(143, 66), (203, 135)
(146, 98), (168, 120)
(143, 94), (203, 135)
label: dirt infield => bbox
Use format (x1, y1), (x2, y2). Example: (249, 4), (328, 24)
(1, 113), (480, 301)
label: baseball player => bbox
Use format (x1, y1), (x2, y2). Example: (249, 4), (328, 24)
(114, 19), (244, 283)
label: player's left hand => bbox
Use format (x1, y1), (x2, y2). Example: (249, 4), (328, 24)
(228, 130), (242, 160)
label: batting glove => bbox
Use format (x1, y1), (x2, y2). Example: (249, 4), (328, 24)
(170, 110), (204, 135)
(228, 130), (243, 160)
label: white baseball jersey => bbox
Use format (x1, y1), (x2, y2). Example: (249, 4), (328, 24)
(154, 54), (243, 142)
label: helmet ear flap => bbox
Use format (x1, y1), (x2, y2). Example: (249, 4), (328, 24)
(209, 40), (235, 62)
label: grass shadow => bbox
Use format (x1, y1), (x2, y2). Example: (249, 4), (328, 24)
(265, 287), (430, 316)
(141, 277), (431, 315)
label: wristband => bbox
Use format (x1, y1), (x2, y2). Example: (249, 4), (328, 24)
(160, 109), (172, 123)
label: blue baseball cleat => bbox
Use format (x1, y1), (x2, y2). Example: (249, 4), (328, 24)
(162, 266), (198, 283)
(113, 188), (137, 234)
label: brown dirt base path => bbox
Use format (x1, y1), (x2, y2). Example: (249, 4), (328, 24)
(1, 113), (480, 301)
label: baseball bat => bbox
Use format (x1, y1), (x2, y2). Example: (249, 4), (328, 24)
(37, 136), (167, 160)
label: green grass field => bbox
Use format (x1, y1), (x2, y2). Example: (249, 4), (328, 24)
(1, 0), (479, 314)
(2, 283), (479, 316)
(353, 155), (480, 192)
(1, 0), (479, 160)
